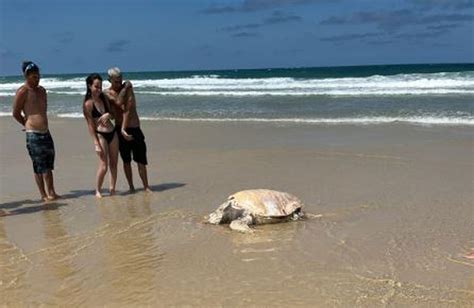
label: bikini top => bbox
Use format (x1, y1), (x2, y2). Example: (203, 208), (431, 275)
(91, 98), (109, 119)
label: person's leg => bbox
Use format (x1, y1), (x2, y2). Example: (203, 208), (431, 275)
(33, 173), (48, 201)
(118, 133), (134, 192)
(137, 163), (151, 192)
(132, 128), (150, 192)
(44, 133), (59, 199)
(96, 136), (109, 198)
(44, 170), (59, 200)
(26, 133), (50, 201)
(108, 134), (119, 195)
(124, 162), (134, 192)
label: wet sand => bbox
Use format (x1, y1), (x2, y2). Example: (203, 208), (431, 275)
(0, 118), (473, 306)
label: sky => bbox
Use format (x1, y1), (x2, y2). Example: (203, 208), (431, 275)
(0, 0), (473, 76)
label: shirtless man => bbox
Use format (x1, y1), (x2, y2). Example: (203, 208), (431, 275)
(12, 61), (59, 201)
(104, 67), (151, 192)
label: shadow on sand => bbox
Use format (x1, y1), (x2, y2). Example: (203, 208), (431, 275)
(64, 183), (187, 196)
(0, 189), (94, 212)
(0, 183), (186, 216)
(0, 199), (42, 210)
(148, 182), (186, 192)
(1, 202), (67, 217)
(61, 190), (97, 199)
(109, 182), (187, 196)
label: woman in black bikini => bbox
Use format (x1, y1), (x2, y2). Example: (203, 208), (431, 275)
(83, 73), (119, 198)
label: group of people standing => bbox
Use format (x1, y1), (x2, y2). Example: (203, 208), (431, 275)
(12, 61), (151, 201)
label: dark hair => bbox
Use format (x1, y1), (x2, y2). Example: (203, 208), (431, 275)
(22, 61), (40, 75)
(84, 73), (104, 102)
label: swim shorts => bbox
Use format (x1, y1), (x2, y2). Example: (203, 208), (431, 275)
(26, 131), (55, 174)
(117, 127), (148, 165)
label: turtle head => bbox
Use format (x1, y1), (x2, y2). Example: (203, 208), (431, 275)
(206, 202), (229, 224)
(206, 200), (245, 225)
(207, 211), (223, 224)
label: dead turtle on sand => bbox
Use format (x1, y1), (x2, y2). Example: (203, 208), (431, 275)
(206, 189), (305, 233)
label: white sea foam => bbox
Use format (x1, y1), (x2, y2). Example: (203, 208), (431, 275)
(2, 112), (469, 126)
(126, 116), (474, 126)
(2, 70), (470, 127)
(0, 72), (472, 96)
(57, 113), (83, 118)
(134, 89), (473, 96)
(49, 91), (85, 95)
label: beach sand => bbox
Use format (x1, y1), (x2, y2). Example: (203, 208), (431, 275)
(0, 118), (473, 306)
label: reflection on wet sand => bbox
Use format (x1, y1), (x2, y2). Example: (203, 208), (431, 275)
(1, 196), (473, 306)
(231, 227), (296, 245)
(37, 207), (82, 305)
(0, 216), (31, 304)
(0, 196), (168, 306)
(0, 203), (72, 305)
(94, 194), (165, 305)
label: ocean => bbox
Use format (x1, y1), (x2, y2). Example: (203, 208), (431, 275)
(1, 63), (473, 125)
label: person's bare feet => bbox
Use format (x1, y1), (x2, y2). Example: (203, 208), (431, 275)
(47, 194), (61, 201)
(144, 186), (152, 193)
(109, 189), (116, 196)
(95, 191), (103, 198)
(463, 248), (474, 260)
(129, 186), (136, 194)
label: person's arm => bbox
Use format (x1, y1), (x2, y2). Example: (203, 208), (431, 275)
(117, 81), (132, 107)
(12, 87), (27, 127)
(104, 95), (114, 119)
(97, 95), (113, 125)
(40, 86), (47, 97)
(104, 89), (120, 110)
(83, 100), (102, 152)
(121, 84), (135, 141)
(40, 86), (48, 111)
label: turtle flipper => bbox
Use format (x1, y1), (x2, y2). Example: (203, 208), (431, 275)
(229, 215), (253, 233)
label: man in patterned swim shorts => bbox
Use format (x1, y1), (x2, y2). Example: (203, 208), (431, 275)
(12, 61), (59, 201)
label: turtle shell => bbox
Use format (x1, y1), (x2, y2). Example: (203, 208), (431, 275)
(228, 189), (302, 217)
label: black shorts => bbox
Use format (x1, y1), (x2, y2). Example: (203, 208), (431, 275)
(26, 131), (55, 174)
(117, 127), (148, 165)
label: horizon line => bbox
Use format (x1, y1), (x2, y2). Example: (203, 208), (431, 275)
(1, 61), (473, 78)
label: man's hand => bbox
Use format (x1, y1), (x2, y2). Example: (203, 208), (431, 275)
(123, 81), (132, 90)
(121, 129), (134, 141)
(98, 113), (111, 126)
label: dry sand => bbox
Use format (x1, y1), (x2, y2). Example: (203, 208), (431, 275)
(1, 118), (473, 306)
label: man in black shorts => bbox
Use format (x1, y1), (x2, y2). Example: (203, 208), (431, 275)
(105, 67), (151, 192)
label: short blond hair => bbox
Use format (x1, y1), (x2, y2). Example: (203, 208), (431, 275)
(107, 67), (121, 78)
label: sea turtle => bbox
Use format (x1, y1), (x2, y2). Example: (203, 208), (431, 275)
(206, 189), (304, 233)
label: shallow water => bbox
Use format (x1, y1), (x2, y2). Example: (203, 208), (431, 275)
(1, 191), (473, 306)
